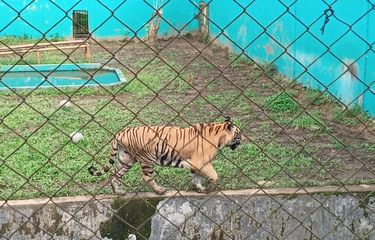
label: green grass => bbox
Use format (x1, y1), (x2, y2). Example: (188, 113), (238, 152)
(332, 105), (370, 126)
(0, 54), (88, 66)
(0, 35), (37, 46)
(124, 58), (182, 98)
(0, 96), (138, 199)
(227, 53), (254, 69)
(0, 91), (315, 200)
(259, 63), (278, 78)
(290, 110), (326, 131)
(0, 88), (372, 200)
(0, 35), (85, 66)
(265, 92), (299, 113)
(205, 90), (240, 109)
(214, 143), (315, 189)
(304, 88), (332, 106)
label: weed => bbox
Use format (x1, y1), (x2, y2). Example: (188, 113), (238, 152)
(260, 63), (278, 77)
(0, 35), (36, 46)
(214, 142), (315, 189)
(227, 53), (253, 68)
(265, 92), (298, 113)
(333, 105), (370, 126)
(0, 50), (87, 66)
(357, 142), (375, 153)
(205, 90), (240, 109)
(331, 138), (345, 150)
(290, 110), (325, 131)
(123, 62), (177, 98)
(305, 88), (332, 106)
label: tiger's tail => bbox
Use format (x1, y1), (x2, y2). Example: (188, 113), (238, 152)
(88, 139), (118, 176)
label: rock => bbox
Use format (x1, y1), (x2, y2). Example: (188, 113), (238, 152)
(58, 99), (72, 108)
(257, 180), (275, 187)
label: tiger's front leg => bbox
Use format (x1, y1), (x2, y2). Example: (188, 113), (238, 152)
(198, 163), (219, 193)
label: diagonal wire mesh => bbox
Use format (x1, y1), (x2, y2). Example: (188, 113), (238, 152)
(0, 0), (374, 239)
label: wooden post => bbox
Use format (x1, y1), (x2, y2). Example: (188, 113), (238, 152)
(36, 50), (41, 64)
(84, 43), (91, 62)
(147, 9), (162, 47)
(202, 4), (209, 38)
(198, 3), (209, 40)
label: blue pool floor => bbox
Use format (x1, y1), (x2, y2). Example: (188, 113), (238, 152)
(0, 64), (125, 90)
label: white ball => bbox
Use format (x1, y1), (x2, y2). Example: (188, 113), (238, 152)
(70, 132), (84, 143)
(128, 234), (137, 240)
(58, 99), (72, 108)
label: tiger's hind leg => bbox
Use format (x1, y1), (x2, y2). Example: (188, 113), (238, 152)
(111, 149), (135, 195)
(188, 170), (206, 193)
(140, 162), (167, 195)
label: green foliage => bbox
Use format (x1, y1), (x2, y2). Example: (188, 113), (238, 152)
(0, 35), (87, 66)
(205, 90), (239, 109)
(305, 88), (332, 106)
(0, 35), (36, 45)
(214, 143), (314, 189)
(290, 110), (325, 131)
(333, 105), (370, 126)
(123, 60), (178, 98)
(265, 92), (298, 113)
(227, 53), (253, 68)
(0, 34), (65, 46)
(260, 63), (278, 77)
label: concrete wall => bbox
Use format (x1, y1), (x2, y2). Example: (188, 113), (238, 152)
(206, 0), (375, 117)
(0, 185), (374, 239)
(0, 0), (199, 39)
(152, 193), (374, 239)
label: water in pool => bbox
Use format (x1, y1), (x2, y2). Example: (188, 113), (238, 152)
(0, 69), (121, 90)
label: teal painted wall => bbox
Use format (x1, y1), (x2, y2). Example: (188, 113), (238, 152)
(207, 0), (375, 117)
(0, 0), (199, 39)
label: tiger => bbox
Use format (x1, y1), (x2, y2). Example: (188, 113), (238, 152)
(88, 116), (241, 195)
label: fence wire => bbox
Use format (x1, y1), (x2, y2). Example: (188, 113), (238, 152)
(0, 0), (374, 239)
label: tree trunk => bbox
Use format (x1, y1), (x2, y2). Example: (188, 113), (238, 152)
(147, 10), (162, 47)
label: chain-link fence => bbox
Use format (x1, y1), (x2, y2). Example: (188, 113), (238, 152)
(0, 0), (374, 239)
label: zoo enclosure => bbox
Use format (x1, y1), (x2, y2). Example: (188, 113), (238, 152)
(0, 0), (374, 239)
(1, 0), (374, 116)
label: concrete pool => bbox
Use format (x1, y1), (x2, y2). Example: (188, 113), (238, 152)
(0, 63), (126, 90)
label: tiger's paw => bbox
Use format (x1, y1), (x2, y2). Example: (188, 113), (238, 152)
(114, 190), (127, 196)
(154, 186), (167, 195)
(197, 187), (207, 193)
(186, 183), (198, 191)
(204, 183), (216, 193)
(187, 183), (206, 193)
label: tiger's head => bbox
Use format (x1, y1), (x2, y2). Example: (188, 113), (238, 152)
(217, 115), (242, 150)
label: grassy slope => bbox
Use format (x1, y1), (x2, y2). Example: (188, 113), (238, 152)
(0, 37), (374, 200)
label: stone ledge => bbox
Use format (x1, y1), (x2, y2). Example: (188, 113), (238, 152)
(2, 184), (374, 207)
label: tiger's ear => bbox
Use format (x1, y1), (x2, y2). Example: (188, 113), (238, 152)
(224, 115), (231, 122)
(226, 123), (233, 131)
(224, 115), (233, 130)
